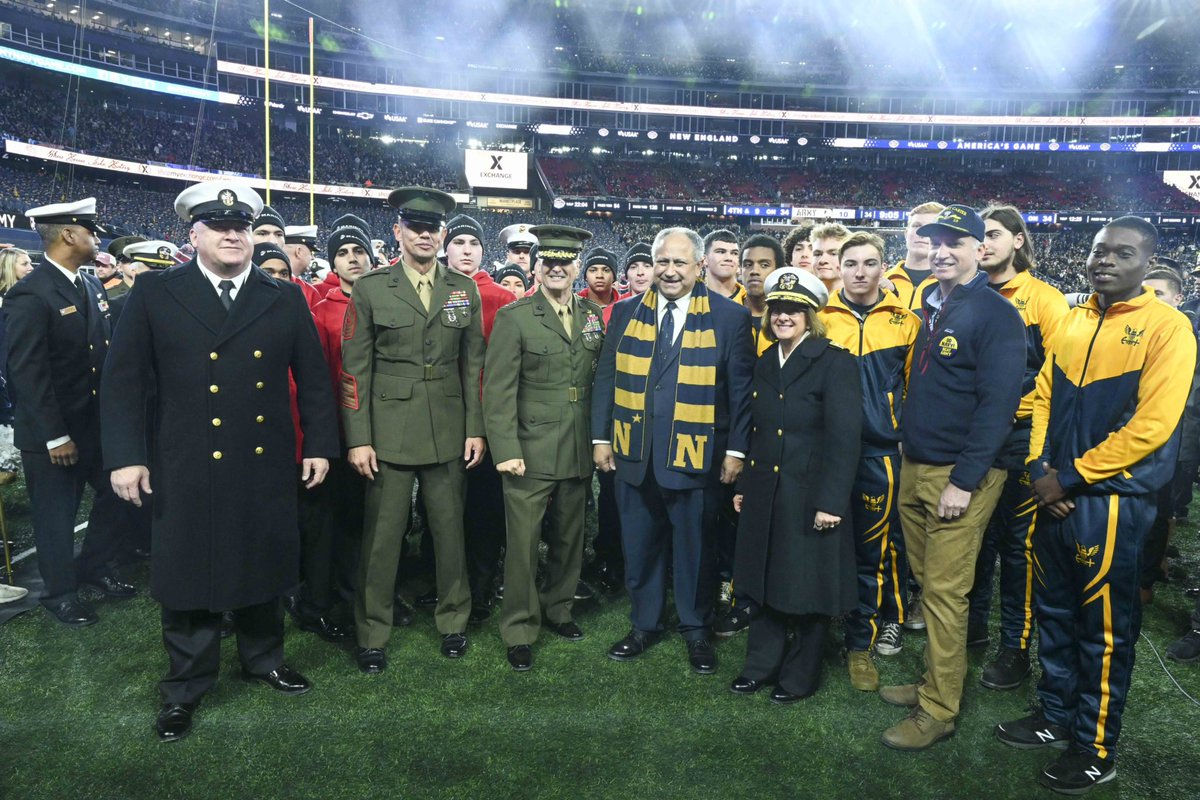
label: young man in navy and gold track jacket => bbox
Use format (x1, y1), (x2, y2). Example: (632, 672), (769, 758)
(821, 232), (921, 692)
(995, 217), (1196, 796)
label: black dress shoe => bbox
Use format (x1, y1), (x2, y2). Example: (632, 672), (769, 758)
(392, 596), (414, 627)
(355, 647), (386, 674)
(155, 702), (196, 743)
(415, 589), (438, 608)
(507, 644), (533, 671)
(132, 547), (152, 560)
(607, 629), (663, 661)
(297, 613), (354, 643)
(441, 632), (469, 658)
(730, 675), (768, 695)
(242, 664), (311, 695)
(219, 610), (235, 639)
(770, 686), (805, 705)
(81, 574), (136, 599)
(573, 580), (596, 601)
(686, 638), (718, 674)
(545, 619), (584, 641)
(45, 598), (98, 627)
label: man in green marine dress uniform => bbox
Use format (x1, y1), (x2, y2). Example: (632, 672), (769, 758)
(483, 225), (605, 671)
(339, 186), (487, 673)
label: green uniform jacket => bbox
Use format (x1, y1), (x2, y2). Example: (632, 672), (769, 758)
(340, 262), (485, 465)
(483, 291), (604, 481)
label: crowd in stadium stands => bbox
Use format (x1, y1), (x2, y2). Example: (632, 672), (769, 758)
(541, 153), (1200, 213)
(537, 158), (602, 197)
(0, 85), (461, 192)
(5, 160), (1196, 299)
(7, 76), (1195, 223)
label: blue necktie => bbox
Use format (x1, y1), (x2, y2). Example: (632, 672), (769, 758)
(657, 300), (677, 362)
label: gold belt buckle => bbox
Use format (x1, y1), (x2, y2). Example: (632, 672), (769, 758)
(568, 387), (578, 402)
(424, 364), (435, 380)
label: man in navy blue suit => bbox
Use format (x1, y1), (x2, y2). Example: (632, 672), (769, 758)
(592, 227), (754, 674)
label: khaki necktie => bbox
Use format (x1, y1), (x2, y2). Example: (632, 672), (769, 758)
(558, 307), (572, 339)
(418, 277), (432, 312)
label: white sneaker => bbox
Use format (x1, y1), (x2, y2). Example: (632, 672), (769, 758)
(0, 583), (29, 604)
(875, 622), (903, 656)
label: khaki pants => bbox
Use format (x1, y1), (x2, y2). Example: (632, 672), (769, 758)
(899, 458), (1006, 722)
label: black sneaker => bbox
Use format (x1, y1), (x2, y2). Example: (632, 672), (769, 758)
(966, 621), (990, 649)
(874, 622), (903, 657)
(1039, 743), (1116, 795)
(981, 646), (1031, 690)
(573, 580), (595, 602)
(1166, 629), (1200, 663)
(714, 605), (754, 637)
(995, 710), (1070, 750)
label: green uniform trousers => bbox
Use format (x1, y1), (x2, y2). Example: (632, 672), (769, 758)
(499, 473), (589, 646)
(899, 458), (1006, 722)
(355, 459), (471, 647)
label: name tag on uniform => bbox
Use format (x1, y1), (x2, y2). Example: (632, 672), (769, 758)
(96, 295), (109, 313)
(60, 306), (78, 316)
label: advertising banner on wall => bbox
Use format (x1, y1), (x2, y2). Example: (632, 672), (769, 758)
(464, 150), (528, 190)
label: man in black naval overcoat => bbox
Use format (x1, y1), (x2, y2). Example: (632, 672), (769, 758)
(101, 180), (339, 742)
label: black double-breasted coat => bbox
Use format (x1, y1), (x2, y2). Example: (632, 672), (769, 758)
(733, 336), (863, 616)
(101, 261), (339, 611)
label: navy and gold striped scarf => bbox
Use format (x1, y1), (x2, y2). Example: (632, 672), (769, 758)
(613, 284), (718, 474)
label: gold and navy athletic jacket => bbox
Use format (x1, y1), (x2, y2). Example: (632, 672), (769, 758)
(993, 270), (1070, 422)
(820, 291), (920, 456)
(1029, 288), (1197, 495)
(884, 260), (937, 312)
(730, 285), (772, 356)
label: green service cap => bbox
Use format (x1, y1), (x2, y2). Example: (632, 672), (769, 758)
(387, 186), (457, 226)
(529, 224), (592, 261)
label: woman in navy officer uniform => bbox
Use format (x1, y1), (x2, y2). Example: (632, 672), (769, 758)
(730, 267), (862, 703)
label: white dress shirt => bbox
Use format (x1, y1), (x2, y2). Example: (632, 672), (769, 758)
(595, 288), (745, 460)
(196, 258), (251, 301)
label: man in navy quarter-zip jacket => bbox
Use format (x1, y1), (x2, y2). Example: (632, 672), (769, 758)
(879, 204), (1025, 752)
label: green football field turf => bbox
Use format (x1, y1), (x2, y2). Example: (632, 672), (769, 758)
(1, 478), (1198, 800)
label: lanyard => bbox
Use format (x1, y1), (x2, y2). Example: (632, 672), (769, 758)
(917, 287), (957, 375)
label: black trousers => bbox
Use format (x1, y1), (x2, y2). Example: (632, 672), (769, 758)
(741, 606), (830, 698)
(464, 450), (505, 600)
(297, 458), (362, 612)
(159, 599), (284, 704)
(591, 469), (624, 576)
(21, 439), (123, 605)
